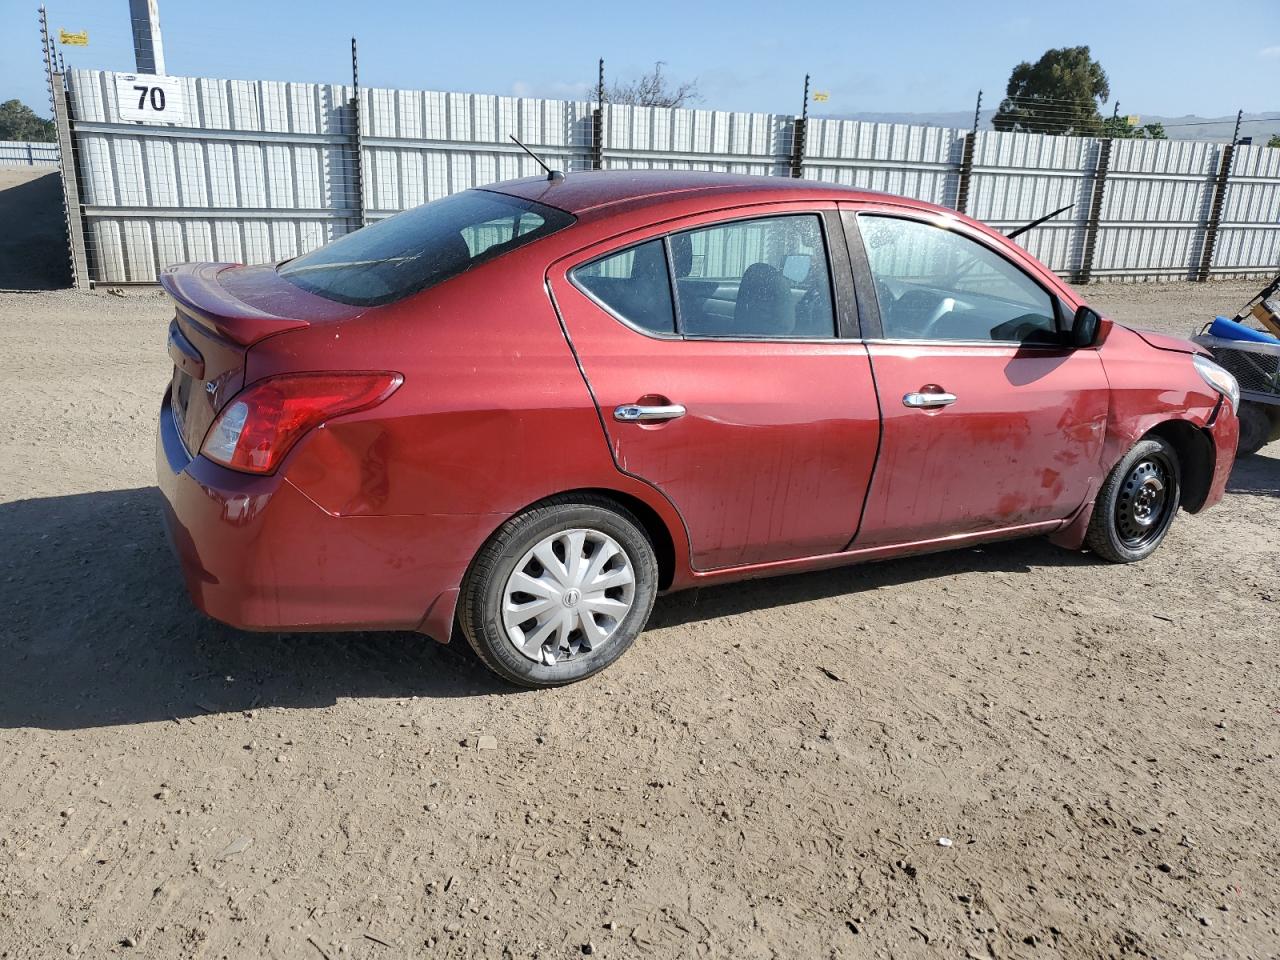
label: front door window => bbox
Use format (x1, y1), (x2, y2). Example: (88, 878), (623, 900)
(859, 215), (1059, 344)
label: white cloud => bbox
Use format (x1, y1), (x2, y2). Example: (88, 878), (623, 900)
(510, 79), (590, 101)
(1260, 45), (1280, 59)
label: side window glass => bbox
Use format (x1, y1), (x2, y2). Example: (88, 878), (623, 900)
(673, 215), (835, 338)
(859, 216), (1059, 343)
(572, 239), (676, 335)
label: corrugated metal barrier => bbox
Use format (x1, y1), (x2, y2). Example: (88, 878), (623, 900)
(62, 69), (1280, 285)
(0, 140), (60, 165)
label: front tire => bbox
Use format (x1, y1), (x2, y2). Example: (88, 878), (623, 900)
(459, 496), (658, 687)
(1085, 437), (1181, 563)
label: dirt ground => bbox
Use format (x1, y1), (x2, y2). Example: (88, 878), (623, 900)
(0, 281), (1277, 960)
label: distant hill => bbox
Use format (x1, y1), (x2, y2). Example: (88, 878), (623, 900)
(814, 109), (1280, 144)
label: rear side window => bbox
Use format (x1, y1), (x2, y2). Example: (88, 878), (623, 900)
(279, 191), (574, 306)
(572, 239), (676, 335)
(571, 215), (837, 339)
(674, 215), (835, 338)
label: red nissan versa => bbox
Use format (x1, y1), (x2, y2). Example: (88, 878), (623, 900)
(157, 171), (1241, 687)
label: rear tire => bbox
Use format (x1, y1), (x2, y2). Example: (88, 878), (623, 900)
(459, 496), (658, 688)
(1085, 438), (1181, 564)
(1236, 401), (1272, 458)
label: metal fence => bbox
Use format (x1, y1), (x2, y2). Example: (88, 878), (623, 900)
(55, 68), (1280, 288)
(0, 140), (60, 165)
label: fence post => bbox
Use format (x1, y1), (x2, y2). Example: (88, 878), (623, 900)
(790, 74), (809, 179)
(790, 117), (807, 179)
(350, 38), (367, 228)
(955, 133), (975, 214)
(1075, 138), (1111, 284)
(591, 107), (604, 170)
(51, 74), (90, 290)
(955, 91), (982, 215)
(591, 58), (605, 171)
(1196, 143), (1234, 282)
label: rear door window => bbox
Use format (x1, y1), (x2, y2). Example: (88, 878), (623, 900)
(279, 191), (574, 306)
(572, 239), (676, 335)
(673, 215), (836, 338)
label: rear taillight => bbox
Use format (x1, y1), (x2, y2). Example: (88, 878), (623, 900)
(201, 372), (403, 475)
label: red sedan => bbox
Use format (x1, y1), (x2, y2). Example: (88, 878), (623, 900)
(157, 171), (1240, 686)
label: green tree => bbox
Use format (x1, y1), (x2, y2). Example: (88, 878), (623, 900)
(992, 46), (1110, 136)
(1268, 134), (1280, 149)
(0, 99), (56, 141)
(1101, 116), (1168, 140)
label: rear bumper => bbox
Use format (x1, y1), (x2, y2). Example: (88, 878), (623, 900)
(156, 392), (480, 638)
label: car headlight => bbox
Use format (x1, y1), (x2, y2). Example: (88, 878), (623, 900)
(1193, 354), (1240, 413)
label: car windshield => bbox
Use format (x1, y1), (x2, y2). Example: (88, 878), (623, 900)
(278, 191), (575, 306)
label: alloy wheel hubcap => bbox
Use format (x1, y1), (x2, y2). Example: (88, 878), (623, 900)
(1116, 458), (1170, 546)
(502, 528), (636, 665)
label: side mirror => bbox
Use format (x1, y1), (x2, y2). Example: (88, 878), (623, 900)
(1070, 305), (1102, 348)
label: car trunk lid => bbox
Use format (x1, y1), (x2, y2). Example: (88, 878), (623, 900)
(161, 262), (364, 456)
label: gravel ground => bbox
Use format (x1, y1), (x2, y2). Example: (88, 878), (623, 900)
(0, 281), (1277, 959)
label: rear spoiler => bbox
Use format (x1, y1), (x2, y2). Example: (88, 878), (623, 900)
(160, 263), (310, 347)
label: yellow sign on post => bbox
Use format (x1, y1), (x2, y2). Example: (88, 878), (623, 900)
(59, 29), (89, 46)
(812, 92), (830, 103)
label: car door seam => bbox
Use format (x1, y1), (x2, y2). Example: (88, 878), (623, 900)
(843, 342), (885, 552)
(543, 277), (699, 567)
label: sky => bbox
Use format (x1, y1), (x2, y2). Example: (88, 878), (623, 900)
(2, 0), (1278, 121)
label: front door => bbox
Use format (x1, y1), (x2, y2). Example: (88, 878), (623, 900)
(549, 206), (881, 570)
(845, 208), (1110, 546)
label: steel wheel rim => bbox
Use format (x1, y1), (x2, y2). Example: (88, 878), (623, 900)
(501, 528), (636, 665)
(1115, 454), (1174, 547)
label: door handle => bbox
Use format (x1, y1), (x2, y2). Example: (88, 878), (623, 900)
(902, 391), (958, 409)
(614, 403), (687, 422)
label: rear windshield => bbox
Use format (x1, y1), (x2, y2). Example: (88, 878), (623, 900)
(278, 191), (575, 306)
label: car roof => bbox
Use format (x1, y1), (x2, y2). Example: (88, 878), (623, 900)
(484, 169), (938, 219)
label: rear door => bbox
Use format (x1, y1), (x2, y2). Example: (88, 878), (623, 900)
(843, 206), (1109, 546)
(549, 204), (881, 570)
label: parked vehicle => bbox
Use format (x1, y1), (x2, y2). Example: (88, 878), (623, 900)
(1190, 276), (1280, 457)
(157, 171), (1240, 687)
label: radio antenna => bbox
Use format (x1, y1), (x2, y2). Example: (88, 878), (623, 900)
(509, 135), (565, 182)
(1006, 202), (1073, 241)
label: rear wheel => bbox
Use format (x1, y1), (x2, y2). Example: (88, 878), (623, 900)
(1085, 438), (1181, 563)
(459, 496), (658, 687)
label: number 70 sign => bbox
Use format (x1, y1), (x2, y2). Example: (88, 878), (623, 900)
(114, 74), (186, 124)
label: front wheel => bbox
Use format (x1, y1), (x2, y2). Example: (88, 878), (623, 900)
(459, 496), (658, 687)
(1084, 437), (1181, 563)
